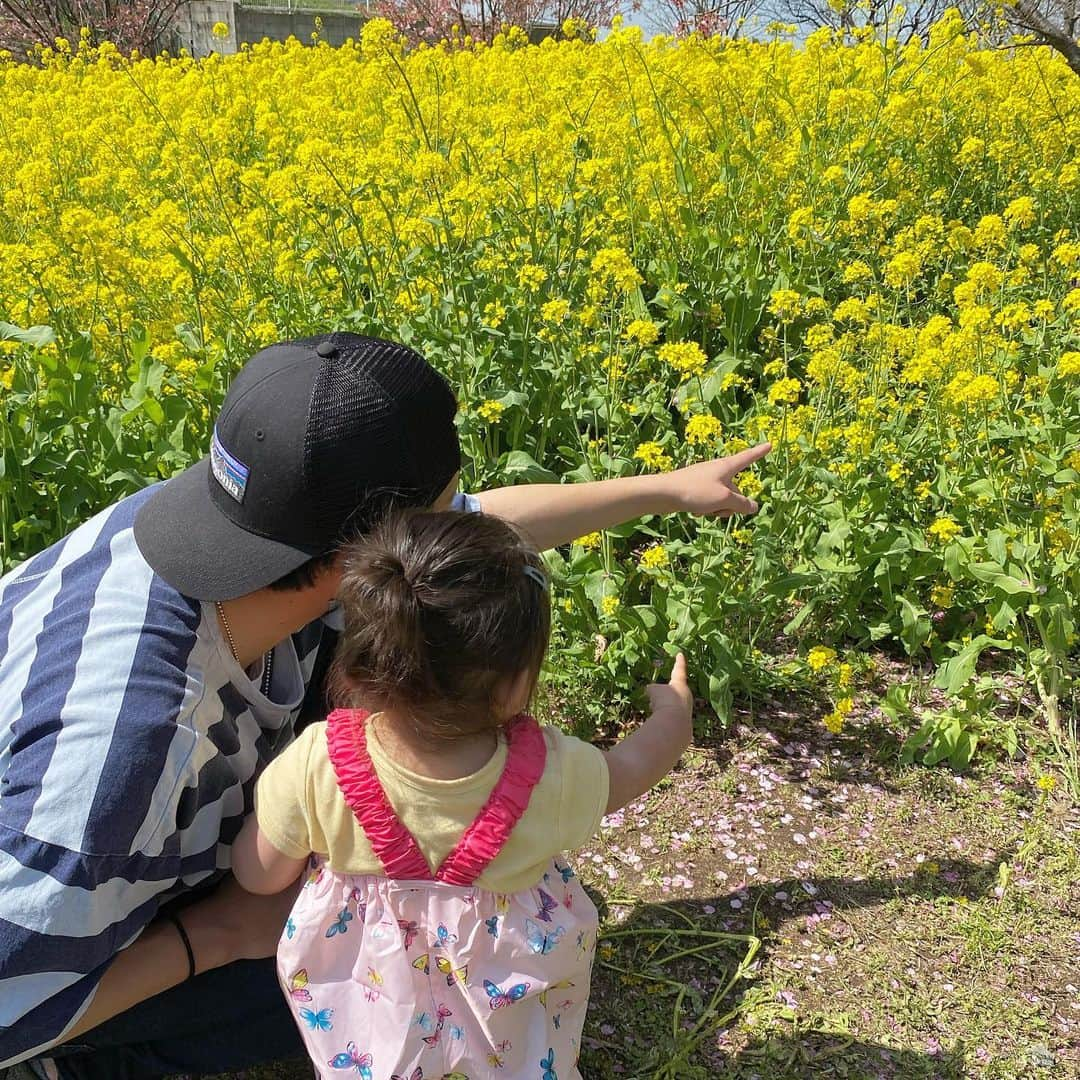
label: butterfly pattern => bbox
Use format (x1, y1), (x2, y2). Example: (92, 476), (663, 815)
(325, 907), (352, 939)
(484, 978), (530, 1009)
(421, 1003), (453, 1047)
(348, 889), (368, 924)
(279, 856), (593, 1079)
(525, 918), (565, 956)
(540, 1048), (557, 1080)
(287, 968), (312, 1003)
(300, 1007), (334, 1031)
(430, 922), (458, 950)
(534, 890), (558, 923)
(435, 955), (468, 986)
(328, 1042), (373, 1077)
(538, 981), (575, 1008)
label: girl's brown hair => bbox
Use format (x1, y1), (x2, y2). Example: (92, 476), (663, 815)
(331, 510), (551, 740)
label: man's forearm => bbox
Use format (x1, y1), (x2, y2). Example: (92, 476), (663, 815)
(61, 907), (229, 1041)
(476, 474), (677, 551)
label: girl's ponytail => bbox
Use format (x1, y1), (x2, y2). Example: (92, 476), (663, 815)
(332, 510), (551, 740)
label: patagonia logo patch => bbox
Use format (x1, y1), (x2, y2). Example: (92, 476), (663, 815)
(211, 427), (249, 503)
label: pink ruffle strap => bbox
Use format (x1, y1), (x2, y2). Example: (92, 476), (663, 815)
(325, 709), (547, 886)
(326, 708), (433, 880)
(436, 714), (546, 886)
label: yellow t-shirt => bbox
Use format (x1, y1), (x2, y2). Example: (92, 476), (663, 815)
(254, 718), (609, 894)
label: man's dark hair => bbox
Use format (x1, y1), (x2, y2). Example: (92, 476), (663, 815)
(267, 550), (340, 591)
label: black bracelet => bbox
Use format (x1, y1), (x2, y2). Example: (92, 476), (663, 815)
(167, 911), (196, 980)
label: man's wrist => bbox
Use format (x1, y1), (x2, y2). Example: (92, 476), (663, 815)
(637, 471), (683, 516)
(174, 897), (233, 973)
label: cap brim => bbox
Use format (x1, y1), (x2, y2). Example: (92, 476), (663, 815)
(133, 458), (324, 600)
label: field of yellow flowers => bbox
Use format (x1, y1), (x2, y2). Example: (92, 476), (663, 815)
(0, 14), (1077, 774)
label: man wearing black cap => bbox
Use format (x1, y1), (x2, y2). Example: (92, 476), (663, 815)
(0, 333), (768, 1079)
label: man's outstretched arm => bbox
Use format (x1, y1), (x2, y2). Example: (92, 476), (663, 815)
(475, 444), (771, 551)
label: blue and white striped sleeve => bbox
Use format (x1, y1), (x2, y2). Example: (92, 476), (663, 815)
(0, 497), (205, 1064)
(451, 491), (482, 514)
(0, 836), (180, 1064)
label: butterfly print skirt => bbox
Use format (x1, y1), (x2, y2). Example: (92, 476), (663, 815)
(276, 856), (598, 1079)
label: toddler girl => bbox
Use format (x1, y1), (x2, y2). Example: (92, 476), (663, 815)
(232, 510), (692, 1079)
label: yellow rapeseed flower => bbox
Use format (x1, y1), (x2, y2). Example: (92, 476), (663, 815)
(633, 441), (673, 472)
(807, 645), (837, 671)
(684, 414), (723, 446)
(768, 289), (802, 322)
(590, 248), (642, 292)
(768, 377), (802, 406)
(1004, 196), (1035, 229)
(540, 298), (570, 323)
(930, 583), (954, 608)
(638, 544), (669, 572)
(823, 710), (845, 734)
(518, 263), (548, 291)
(658, 341), (707, 379)
(884, 250), (921, 288)
(929, 516), (962, 543)
(477, 399), (506, 423)
(625, 319), (660, 346)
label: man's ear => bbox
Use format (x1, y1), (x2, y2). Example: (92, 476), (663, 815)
(312, 554), (345, 603)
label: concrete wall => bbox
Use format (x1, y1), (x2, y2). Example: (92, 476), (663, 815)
(179, 1), (554, 56)
(174, 1), (237, 56)
(179, 2), (367, 56)
(234, 6), (367, 48)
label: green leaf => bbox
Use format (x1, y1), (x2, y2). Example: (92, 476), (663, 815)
(500, 451), (559, 484)
(783, 600), (816, 635)
(706, 672), (731, 720)
(944, 541), (970, 580)
(949, 730), (977, 771)
(897, 595), (931, 655)
(933, 634), (1011, 694)
(0, 322), (56, 348)
(966, 561), (1036, 596)
(900, 716), (936, 764)
(880, 683), (912, 723)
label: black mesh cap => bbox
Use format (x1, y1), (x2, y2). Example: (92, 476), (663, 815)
(133, 333), (461, 600)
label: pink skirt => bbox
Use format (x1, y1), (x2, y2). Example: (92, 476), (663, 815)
(277, 856), (598, 1079)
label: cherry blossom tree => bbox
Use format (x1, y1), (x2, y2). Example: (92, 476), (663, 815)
(376, 0), (620, 45)
(0, 0), (188, 56)
(644, 0), (757, 37)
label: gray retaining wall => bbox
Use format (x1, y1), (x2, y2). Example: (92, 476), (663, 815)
(177, 1), (556, 56)
(177, 2), (366, 56)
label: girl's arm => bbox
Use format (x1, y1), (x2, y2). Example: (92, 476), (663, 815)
(232, 815), (309, 895)
(603, 653), (694, 813)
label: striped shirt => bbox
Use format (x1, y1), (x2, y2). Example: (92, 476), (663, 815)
(0, 485), (477, 1064)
